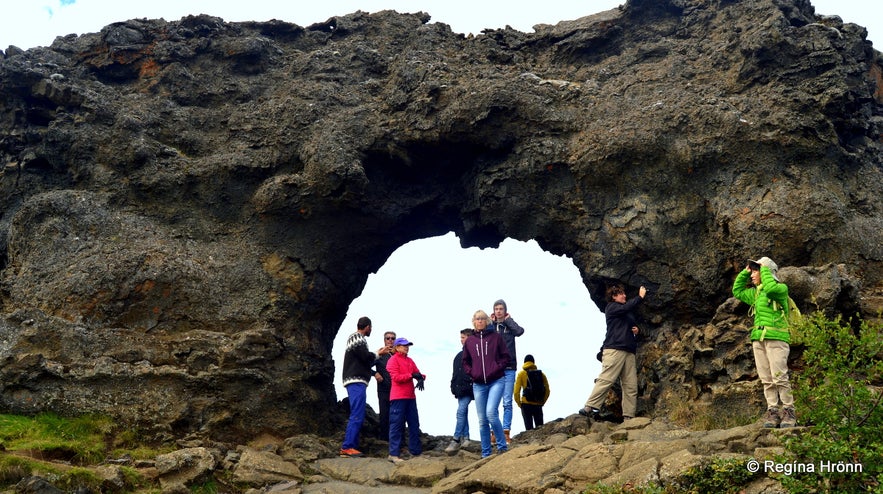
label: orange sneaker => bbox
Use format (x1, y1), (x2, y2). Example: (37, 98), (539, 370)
(339, 448), (364, 457)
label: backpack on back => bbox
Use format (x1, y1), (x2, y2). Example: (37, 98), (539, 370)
(523, 369), (546, 403)
(768, 296), (804, 345)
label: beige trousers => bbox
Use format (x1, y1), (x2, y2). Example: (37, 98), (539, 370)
(584, 348), (638, 417)
(752, 339), (793, 408)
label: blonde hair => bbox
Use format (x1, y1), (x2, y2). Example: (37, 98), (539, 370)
(472, 310), (490, 328)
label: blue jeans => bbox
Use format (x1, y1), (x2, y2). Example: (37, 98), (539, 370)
(502, 369), (516, 431)
(342, 383), (367, 450)
(389, 399), (422, 457)
(453, 396), (472, 440)
(473, 378), (507, 457)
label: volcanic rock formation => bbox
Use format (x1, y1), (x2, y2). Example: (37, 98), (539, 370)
(0, 0), (881, 440)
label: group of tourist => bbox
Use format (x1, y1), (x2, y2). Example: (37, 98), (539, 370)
(338, 317), (426, 463)
(339, 254), (798, 461)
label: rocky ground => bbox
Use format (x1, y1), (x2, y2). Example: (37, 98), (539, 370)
(8, 413), (798, 493)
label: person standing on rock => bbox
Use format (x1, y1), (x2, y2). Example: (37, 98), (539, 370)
(386, 337), (425, 464)
(445, 328), (474, 455)
(491, 299), (524, 444)
(732, 257), (797, 428)
(340, 316), (390, 458)
(514, 354), (550, 431)
(374, 331), (396, 441)
(463, 310), (510, 457)
(579, 284), (646, 422)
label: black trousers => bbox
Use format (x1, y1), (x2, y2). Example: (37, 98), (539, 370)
(378, 389), (391, 440)
(521, 403), (544, 430)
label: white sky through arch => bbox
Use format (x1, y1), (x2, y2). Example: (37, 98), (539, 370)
(333, 232), (604, 436)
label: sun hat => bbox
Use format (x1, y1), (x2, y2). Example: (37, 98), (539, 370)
(749, 257), (780, 281)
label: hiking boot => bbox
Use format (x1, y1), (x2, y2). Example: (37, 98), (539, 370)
(762, 407), (781, 428)
(459, 438), (471, 449)
(444, 439), (460, 455)
(579, 407), (600, 420)
(779, 407), (797, 428)
(339, 448), (364, 458)
(387, 455), (405, 464)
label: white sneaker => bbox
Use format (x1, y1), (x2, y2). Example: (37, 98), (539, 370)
(444, 439), (460, 454)
(388, 455), (405, 464)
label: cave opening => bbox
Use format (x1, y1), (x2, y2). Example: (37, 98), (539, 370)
(330, 232), (604, 436)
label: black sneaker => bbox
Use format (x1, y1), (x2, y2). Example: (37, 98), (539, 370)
(578, 407), (600, 420)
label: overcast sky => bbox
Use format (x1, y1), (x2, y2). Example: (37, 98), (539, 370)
(1, 1), (879, 438)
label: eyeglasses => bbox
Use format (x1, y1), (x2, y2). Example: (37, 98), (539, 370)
(385, 336), (396, 340)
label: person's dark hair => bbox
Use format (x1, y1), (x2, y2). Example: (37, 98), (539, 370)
(357, 316), (372, 330)
(460, 328), (473, 336)
(606, 284), (625, 302)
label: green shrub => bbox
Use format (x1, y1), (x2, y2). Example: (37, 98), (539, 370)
(669, 457), (761, 494)
(783, 313), (883, 493)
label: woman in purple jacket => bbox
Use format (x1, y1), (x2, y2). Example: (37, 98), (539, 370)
(462, 309), (511, 457)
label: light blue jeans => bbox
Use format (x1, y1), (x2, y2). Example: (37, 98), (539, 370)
(453, 396), (472, 440)
(473, 378), (507, 457)
(502, 369), (516, 431)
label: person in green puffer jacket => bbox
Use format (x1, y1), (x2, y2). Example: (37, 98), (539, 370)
(732, 256), (797, 428)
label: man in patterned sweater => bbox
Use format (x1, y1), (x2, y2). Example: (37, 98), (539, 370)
(340, 316), (390, 457)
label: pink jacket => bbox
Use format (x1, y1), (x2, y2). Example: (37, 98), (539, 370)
(387, 352), (424, 401)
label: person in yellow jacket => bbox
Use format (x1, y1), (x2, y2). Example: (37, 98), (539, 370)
(513, 355), (550, 431)
(732, 256), (796, 428)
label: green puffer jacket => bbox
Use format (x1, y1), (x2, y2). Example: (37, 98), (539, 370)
(732, 266), (791, 343)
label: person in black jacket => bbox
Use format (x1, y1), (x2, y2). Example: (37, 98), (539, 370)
(491, 299), (524, 444)
(445, 328), (474, 455)
(373, 331), (396, 440)
(579, 284), (647, 421)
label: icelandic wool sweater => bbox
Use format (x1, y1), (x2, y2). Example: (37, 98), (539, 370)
(342, 331), (379, 387)
(513, 360), (550, 406)
(462, 329), (510, 384)
(732, 266), (791, 343)
(387, 352), (423, 401)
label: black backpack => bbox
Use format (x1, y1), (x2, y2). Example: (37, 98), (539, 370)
(522, 369), (546, 402)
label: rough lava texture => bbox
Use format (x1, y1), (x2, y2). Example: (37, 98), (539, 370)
(0, 0), (881, 441)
